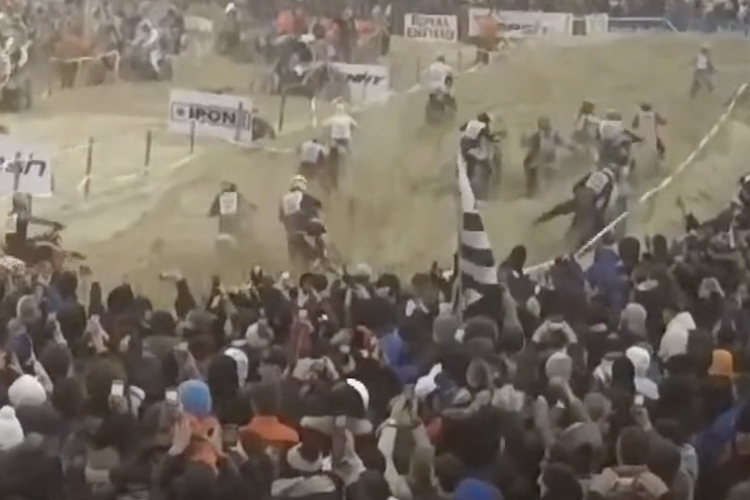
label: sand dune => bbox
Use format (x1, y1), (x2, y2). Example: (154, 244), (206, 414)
(15, 34), (750, 301)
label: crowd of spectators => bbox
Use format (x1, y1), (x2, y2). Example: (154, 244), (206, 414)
(0, 166), (749, 500)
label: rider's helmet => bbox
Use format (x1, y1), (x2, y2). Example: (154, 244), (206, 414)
(700, 43), (710, 53)
(538, 116), (551, 129)
(640, 102), (653, 112)
(291, 174), (308, 192)
(477, 112), (491, 125)
(436, 55), (446, 63)
(580, 100), (595, 114)
(335, 102), (346, 114)
(11, 191), (28, 211)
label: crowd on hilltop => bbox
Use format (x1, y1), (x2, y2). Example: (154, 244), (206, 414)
(0, 174), (750, 500)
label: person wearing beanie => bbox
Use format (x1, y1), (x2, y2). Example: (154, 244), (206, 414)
(0, 405), (24, 450)
(433, 313), (460, 345)
(620, 302), (648, 341)
(8, 375), (47, 408)
(453, 478), (503, 500)
(626, 346), (659, 401)
(272, 440), (339, 500)
(224, 347), (249, 386)
(545, 351), (573, 384)
(462, 316), (499, 347)
(178, 379), (213, 418)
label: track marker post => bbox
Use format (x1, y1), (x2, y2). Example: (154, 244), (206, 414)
(189, 120), (196, 154)
(278, 93), (288, 132)
(143, 130), (152, 175)
(234, 102), (245, 143)
(83, 136), (94, 199)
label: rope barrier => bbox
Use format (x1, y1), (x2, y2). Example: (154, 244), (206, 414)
(523, 83), (750, 276)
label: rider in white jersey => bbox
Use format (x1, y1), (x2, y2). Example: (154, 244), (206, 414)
(133, 18), (162, 76)
(279, 175), (323, 231)
(425, 55), (455, 112)
(326, 102), (358, 152)
(298, 138), (328, 178)
(426, 55), (453, 94)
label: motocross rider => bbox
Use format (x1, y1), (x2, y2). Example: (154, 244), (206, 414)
(523, 116), (567, 198)
(426, 55), (455, 110)
(279, 175), (325, 259)
(222, 3), (241, 51)
(207, 181), (255, 239)
(573, 100), (599, 161)
(327, 102), (358, 153)
(132, 17), (162, 77)
(162, 6), (185, 55)
(597, 109), (642, 170)
(534, 163), (619, 250)
(632, 102), (667, 160)
(298, 138), (328, 179)
(5, 192), (63, 262)
(459, 112), (496, 181)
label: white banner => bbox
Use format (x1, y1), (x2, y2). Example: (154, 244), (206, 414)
(331, 63), (390, 105)
(468, 9), (574, 37)
(0, 136), (53, 196)
(404, 14), (458, 42)
(168, 89), (254, 144)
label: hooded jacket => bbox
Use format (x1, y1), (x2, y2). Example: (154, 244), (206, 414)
(625, 346), (659, 401)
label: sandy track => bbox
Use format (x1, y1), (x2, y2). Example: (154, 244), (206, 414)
(13, 34), (750, 301)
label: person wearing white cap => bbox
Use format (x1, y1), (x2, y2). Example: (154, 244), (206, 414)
(0, 405), (24, 450)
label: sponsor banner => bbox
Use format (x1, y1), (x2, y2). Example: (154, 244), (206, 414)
(331, 63), (390, 104)
(468, 9), (574, 37)
(607, 17), (676, 33)
(168, 89), (254, 144)
(584, 13), (609, 35)
(0, 136), (53, 196)
(404, 13), (458, 42)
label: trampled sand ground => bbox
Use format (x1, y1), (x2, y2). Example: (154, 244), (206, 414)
(4, 33), (750, 301)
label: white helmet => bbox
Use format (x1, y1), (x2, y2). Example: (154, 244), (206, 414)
(291, 174), (307, 191)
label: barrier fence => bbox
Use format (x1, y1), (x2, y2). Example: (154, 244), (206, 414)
(46, 123), (199, 207)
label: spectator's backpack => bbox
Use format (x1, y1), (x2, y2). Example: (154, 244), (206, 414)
(588, 467), (669, 500)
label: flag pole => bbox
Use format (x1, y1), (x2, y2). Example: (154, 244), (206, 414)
(454, 151), (464, 325)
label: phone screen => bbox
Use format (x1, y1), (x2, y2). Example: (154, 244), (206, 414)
(111, 380), (125, 398)
(223, 424), (239, 447)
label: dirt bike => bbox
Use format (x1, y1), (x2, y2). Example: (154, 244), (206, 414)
(425, 91), (456, 125)
(327, 140), (348, 192)
(467, 139), (502, 201)
(5, 225), (85, 267)
(125, 43), (173, 81)
(286, 215), (335, 272)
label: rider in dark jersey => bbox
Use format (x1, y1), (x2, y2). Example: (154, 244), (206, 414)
(4, 192), (62, 262)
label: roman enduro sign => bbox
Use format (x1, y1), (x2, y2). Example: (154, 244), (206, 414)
(404, 14), (458, 42)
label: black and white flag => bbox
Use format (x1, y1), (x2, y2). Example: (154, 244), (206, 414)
(455, 152), (500, 318)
